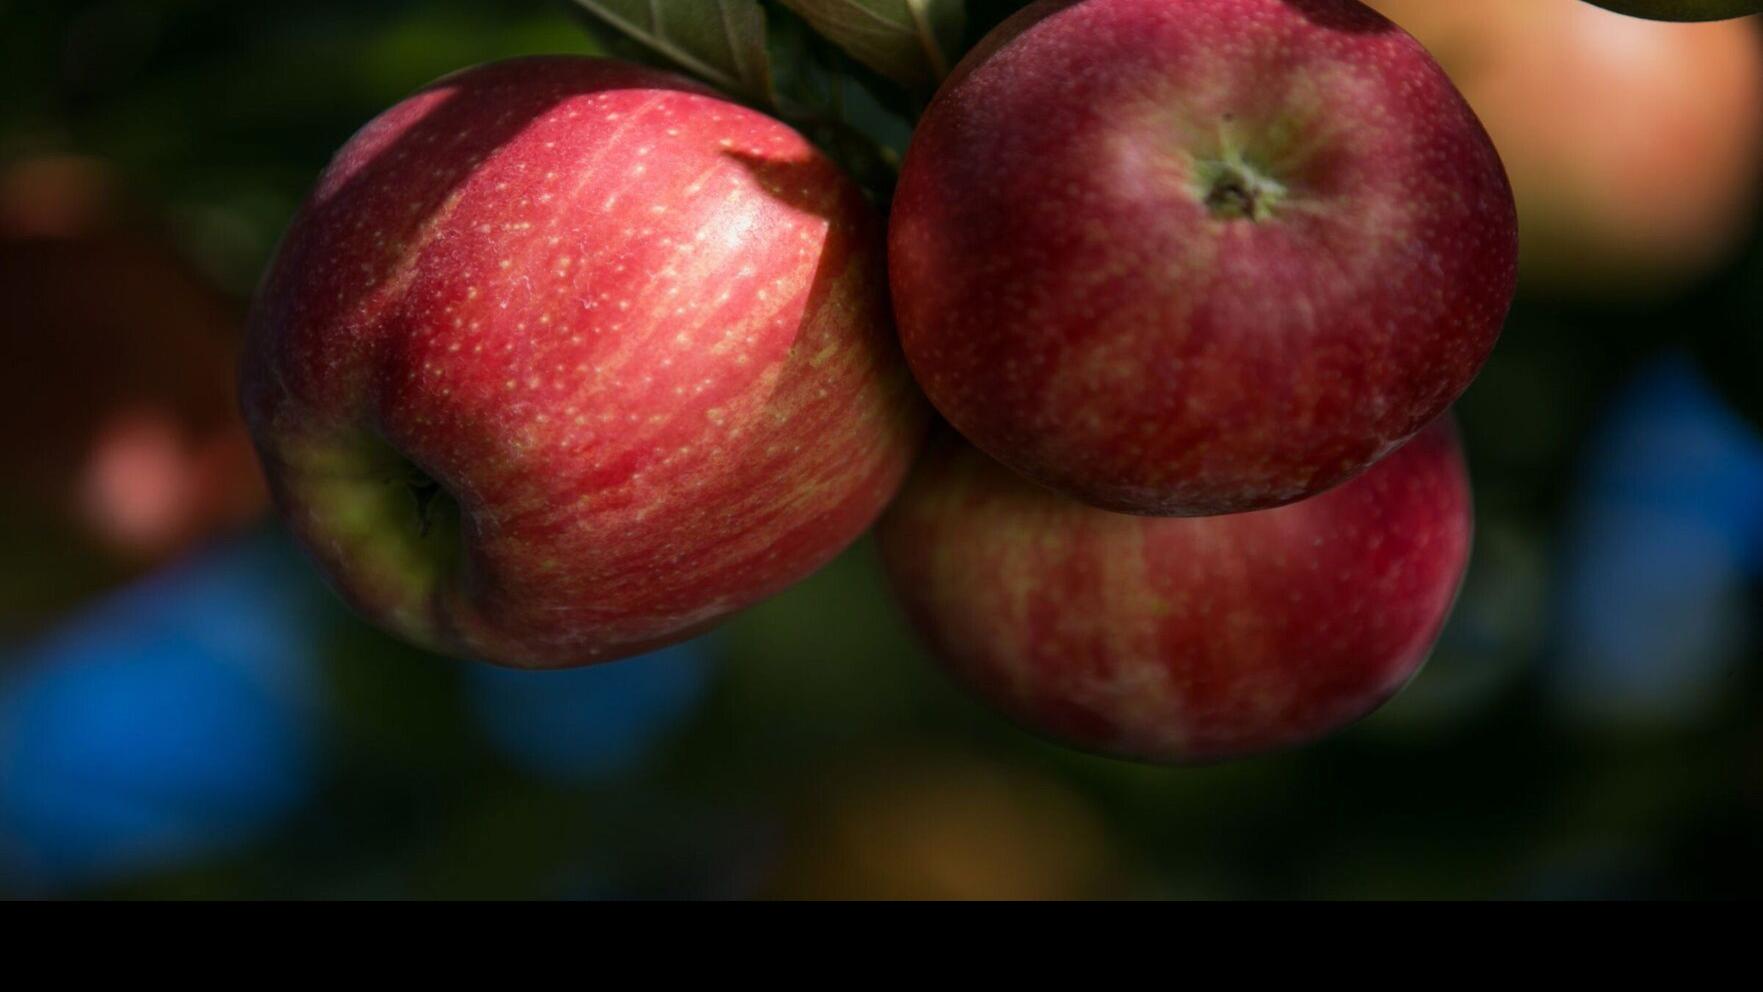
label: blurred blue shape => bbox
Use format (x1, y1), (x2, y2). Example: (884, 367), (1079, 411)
(1574, 354), (1763, 568)
(464, 639), (714, 786)
(1520, 843), (1657, 900)
(1551, 354), (1763, 727)
(0, 530), (326, 888)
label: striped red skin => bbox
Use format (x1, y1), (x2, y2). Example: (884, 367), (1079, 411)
(889, 0), (1516, 517)
(877, 419), (1472, 764)
(242, 57), (927, 668)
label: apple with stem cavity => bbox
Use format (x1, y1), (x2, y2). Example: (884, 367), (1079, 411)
(1366, 0), (1763, 296)
(1584, 1), (1761, 21)
(242, 56), (927, 669)
(877, 418), (1473, 764)
(888, 0), (1515, 518)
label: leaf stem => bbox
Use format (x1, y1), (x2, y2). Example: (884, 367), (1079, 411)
(906, 0), (951, 82)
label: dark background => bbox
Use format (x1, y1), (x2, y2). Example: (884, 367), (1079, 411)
(2, 0), (1761, 899)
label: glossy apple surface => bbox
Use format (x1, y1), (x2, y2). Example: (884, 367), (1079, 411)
(242, 57), (926, 668)
(878, 419), (1473, 764)
(889, 0), (1515, 516)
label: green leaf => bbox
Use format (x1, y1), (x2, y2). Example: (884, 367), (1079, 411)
(569, 0), (774, 105)
(773, 0), (965, 88)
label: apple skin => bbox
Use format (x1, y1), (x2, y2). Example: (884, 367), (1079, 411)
(1367, 0), (1763, 296)
(242, 56), (927, 669)
(1584, 1), (1761, 21)
(876, 418), (1473, 764)
(888, 0), (1516, 518)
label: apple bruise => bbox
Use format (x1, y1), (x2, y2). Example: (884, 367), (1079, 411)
(242, 57), (926, 667)
(877, 419), (1472, 763)
(889, 0), (1516, 517)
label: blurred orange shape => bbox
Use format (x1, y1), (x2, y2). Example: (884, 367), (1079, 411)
(1367, 0), (1763, 297)
(0, 155), (267, 634)
(0, 155), (123, 240)
(763, 751), (1121, 900)
(79, 409), (198, 558)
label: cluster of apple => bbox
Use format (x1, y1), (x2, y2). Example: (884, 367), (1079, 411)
(240, 0), (1759, 763)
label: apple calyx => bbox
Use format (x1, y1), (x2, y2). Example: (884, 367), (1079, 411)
(405, 470), (452, 540)
(378, 447), (460, 564)
(1195, 154), (1285, 222)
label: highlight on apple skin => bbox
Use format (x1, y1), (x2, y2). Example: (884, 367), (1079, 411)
(241, 56), (928, 669)
(888, 0), (1516, 518)
(876, 419), (1474, 765)
(1367, 0), (1763, 297)
(1584, 1), (1762, 21)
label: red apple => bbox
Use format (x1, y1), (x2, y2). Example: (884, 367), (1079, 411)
(1366, 0), (1763, 296)
(877, 419), (1473, 764)
(1584, 1), (1762, 21)
(242, 56), (927, 669)
(888, 0), (1515, 518)
(0, 156), (267, 637)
